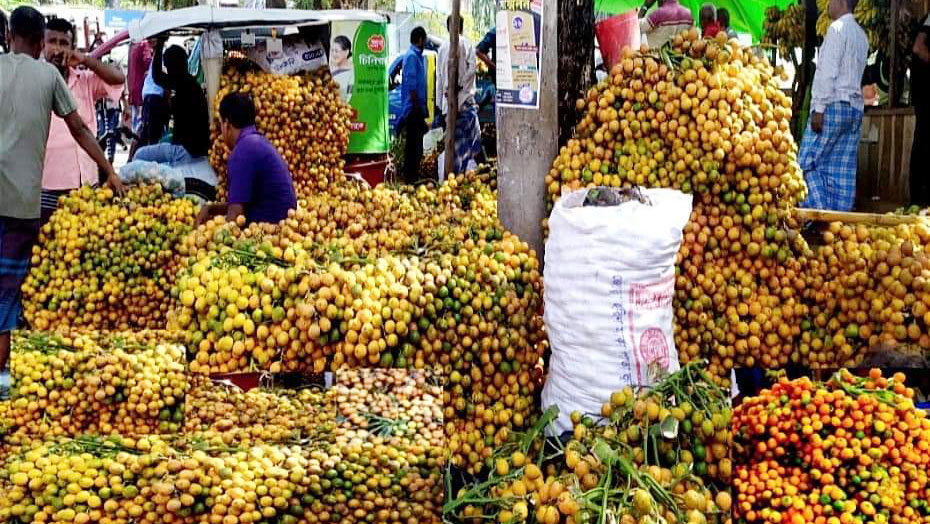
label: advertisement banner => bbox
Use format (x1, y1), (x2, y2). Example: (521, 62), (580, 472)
(495, 0), (543, 109)
(104, 9), (146, 32)
(247, 37), (328, 76)
(331, 21), (390, 154)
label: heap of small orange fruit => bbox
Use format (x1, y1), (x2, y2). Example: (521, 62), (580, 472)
(169, 168), (545, 475)
(22, 185), (195, 331)
(733, 369), (930, 524)
(800, 222), (930, 369)
(209, 62), (352, 200)
(0, 367), (445, 524)
(6, 331), (188, 437)
(449, 363), (732, 524)
(547, 32), (930, 383)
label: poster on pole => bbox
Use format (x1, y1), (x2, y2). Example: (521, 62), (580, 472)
(331, 21), (391, 154)
(494, 0), (543, 109)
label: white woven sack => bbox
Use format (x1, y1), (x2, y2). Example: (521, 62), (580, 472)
(541, 187), (692, 435)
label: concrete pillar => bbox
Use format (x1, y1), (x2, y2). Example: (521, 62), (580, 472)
(496, 0), (558, 260)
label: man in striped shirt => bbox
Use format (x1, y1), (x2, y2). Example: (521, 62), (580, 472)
(798, 0), (869, 211)
(640, 0), (693, 51)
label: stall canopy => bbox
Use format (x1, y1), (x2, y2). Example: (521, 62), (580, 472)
(128, 5), (387, 41)
(594, 0), (796, 42)
(125, 6), (392, 155)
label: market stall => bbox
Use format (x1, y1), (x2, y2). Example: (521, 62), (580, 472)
(8, 1), (930, 523)
(441, 17), (930, 521)
(3, 9), (544, 524)
(6, 115), (527, 524)
(122, 6), (392, 186)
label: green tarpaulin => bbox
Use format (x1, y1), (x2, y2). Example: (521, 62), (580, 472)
(595, 0), (797, 43)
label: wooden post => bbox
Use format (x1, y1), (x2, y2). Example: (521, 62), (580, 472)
(557, 0), (594, 146)
(444, 0), (462, 178)
(497, 0), (558, 259)
(795, 208), (929, 226)
(889, 0), (900, 107)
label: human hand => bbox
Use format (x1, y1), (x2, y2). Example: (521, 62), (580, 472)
(196, 206), (210, 226)
(63, 48), (87, 67)
(811, 112), (824, 134)
(106, 172), (127, 196)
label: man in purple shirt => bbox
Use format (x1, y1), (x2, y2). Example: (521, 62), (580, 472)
(196, 93), (296, 226)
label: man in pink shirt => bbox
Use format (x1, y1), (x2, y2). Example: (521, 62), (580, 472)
(640, 0), (694, 51)
(41, 18), (126, 224)
(127, 39), (153, 133)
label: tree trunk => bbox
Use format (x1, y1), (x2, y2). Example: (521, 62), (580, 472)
(445, 0), (462, 178)
(792, 0), (818, 141)
(557, 0), (595, 147)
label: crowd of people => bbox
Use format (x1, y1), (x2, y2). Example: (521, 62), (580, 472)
(639, 0), (736, 50)
(0, 6), (300, 393)
(395, 19), (490, 184)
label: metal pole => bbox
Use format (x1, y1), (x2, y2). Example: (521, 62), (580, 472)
(444, 0), (462, 178)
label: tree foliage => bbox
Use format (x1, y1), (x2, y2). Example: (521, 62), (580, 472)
(470, 0), (494, 35)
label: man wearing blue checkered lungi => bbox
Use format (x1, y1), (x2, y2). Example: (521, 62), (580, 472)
(799, 102), (863, 211)
(798, 0), (869, 211)
(452, 102), (482, 174)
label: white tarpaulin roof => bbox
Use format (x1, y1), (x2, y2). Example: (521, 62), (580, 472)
(128, 6), (387, 42)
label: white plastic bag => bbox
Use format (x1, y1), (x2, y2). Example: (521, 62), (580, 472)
(437, 151), (476, 182)
(119, 161), (185, 197)
(438, 151), (446, 182)
(423, 128), (444, 154)
(541, 186), (692, 436)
